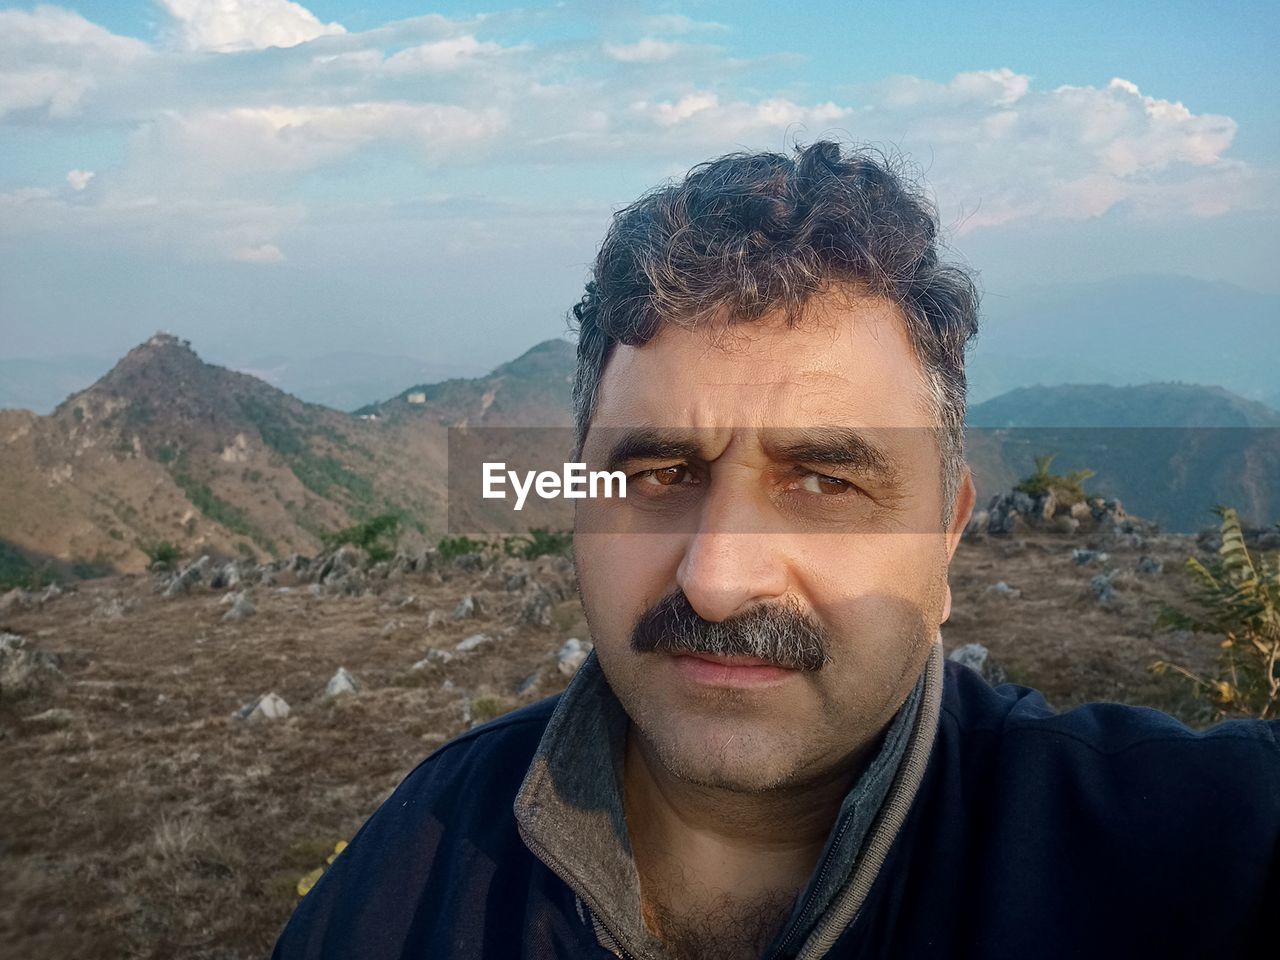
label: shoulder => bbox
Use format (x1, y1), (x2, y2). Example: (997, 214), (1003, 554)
(937, 659), (1280, 830)
(941, 658), (1280, 759)
(272, 696), (560, 959)
(397, 695), (560, 809)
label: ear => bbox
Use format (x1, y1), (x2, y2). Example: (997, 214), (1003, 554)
(946, 463), (977, 560)
(940, 464), (976, 623)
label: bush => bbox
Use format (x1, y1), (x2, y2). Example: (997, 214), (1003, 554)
(140, 540), (183, 566)
(71, 557), (112, 580)
(1152, 505), (1280, 720)
(321, 513), (401, 563)
(504, 528), (572, 560)
(1014, 453), (1095, 507)
(437, 535), (486, 562)
(0, 541), (35, 590)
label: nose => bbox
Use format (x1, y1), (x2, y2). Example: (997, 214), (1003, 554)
(675, 481), (790, 623)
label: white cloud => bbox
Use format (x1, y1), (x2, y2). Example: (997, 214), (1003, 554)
(639, 14), (727, 34)
(232, 242), (284, 262)
(875, 68), (1031, 109)
(0, 6), (148, 119)
(604, 39), (687, 63)
(644, 92), (719, 125)
(0, 5), (1266, 269)
(384, 36), (502, 72)
(158, 0), (345, 53)
(857, 72), (1249, 228)
(126, 102), (508, 187)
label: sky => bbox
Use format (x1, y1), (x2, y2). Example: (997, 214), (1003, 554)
(1, 0), (1278, 372)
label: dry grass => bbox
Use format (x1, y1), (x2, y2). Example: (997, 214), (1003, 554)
(0, 529), (1223, 958)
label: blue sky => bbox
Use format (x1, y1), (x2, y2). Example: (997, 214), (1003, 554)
(2, 0), (1277, 371)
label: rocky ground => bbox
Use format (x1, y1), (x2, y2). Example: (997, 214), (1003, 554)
(0, 496), (1260, 959)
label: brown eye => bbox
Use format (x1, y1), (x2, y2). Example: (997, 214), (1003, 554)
(652, 465), (688, 486)
(797, 473), (858, 496)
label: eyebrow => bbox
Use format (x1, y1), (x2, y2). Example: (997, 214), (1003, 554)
(600, 426), (905, 485)
(602, 428), (704, 473)
(763, 428), (906, 486)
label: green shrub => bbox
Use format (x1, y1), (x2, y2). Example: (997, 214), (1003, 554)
(71, 557), (112, 580)
(1153, 505), (1280, 720)
(1014, 452), (1095, 507)
(322, 513), (401, 562)
(140, 540), (183, 566)
(504, 528), (572, 560)
(437, 535), (487, 562)
(0, 540), (36, 590)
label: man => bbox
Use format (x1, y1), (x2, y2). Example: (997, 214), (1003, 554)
(274, 142), (1278, 959)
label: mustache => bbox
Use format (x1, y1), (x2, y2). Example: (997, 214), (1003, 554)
(630, 591), (830, 672)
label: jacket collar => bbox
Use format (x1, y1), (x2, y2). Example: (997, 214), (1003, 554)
(514, 638), (945, 960)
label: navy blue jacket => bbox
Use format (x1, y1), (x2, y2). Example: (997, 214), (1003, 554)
(273, 663), (1280, 958)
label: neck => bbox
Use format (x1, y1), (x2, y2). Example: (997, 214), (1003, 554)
(624, 729), (868, 854)
(623, 730), (877, 957)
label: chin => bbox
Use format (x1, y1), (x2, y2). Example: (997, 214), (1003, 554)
(643, 719), (809, 792)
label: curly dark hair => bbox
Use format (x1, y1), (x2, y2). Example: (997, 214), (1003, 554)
(570, 140), (980, 523)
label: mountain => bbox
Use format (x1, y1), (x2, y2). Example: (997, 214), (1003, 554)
(358, 338), (575, 427)
(229, 351), (473, 414)
(969, 275), (1280, 405)
(4, 333), (1276, 575)
(0, 334), (450, 574)
(0, 335), (581, 576)
(967, 382), (1280, 429)
(964, 383), (1280, 533)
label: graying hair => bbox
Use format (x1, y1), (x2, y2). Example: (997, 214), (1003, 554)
(570, 141), (980, 525)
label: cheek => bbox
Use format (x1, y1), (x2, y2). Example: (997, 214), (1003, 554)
(573, 533), (674, 649)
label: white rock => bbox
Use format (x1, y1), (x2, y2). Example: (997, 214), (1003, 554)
(452, 594), (480, 620)
(240, 691), (289, 721)
(222, 592), (255, 622)
(557, 637), (592, 676)
(949, 643), (990, 674)
(324, 666), (359, 698)
(455, 633), (489, 653)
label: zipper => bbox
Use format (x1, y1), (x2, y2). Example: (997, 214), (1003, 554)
(764, 816), (853, 960)
(793, 640), (944, 959)
(518, 827), (641, 960)
(590, 907), (637, 960)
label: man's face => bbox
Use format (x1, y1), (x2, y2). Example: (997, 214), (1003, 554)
(573, 292), (975, 792)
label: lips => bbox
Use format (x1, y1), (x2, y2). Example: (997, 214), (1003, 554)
(686, 653), (777, 668)
(669, 652), (796, 688)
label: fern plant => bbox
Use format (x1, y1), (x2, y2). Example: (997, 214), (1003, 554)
(321, 513), (401, 562)
(1152, 505), (1280, 720)
(1014, 453), (1096, 507)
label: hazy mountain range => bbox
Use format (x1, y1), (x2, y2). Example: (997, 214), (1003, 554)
(3, 275), (1277, 416)
(1, 276), (1278, 580)
(969, 274), (1280, 408)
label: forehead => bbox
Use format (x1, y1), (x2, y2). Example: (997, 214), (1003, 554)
(589, 293), (935, 433)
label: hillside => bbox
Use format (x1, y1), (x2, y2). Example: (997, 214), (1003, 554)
(966, 382), (1280, 428)
(357, 338), (575, 427)
(0, 334), (450, 574)
(4, 337), (1277, 578)
(964, 383), (1280, 532)
(1, 502), (1266, 957)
